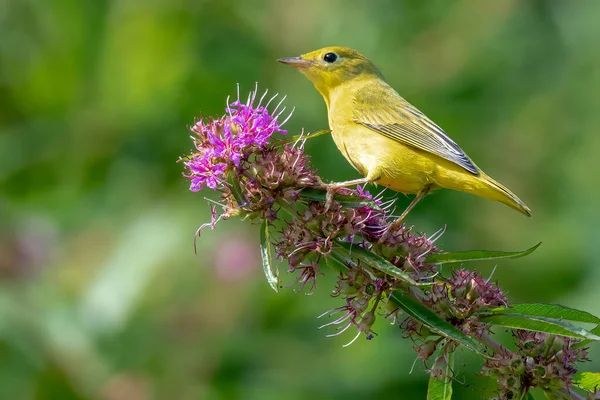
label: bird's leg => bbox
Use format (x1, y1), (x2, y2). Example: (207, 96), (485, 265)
(282, 129), (331, 145)
(320, 175), (380, 211)
(379, 185), (431, 243)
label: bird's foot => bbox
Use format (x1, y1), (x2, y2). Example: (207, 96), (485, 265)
(378, 217), (406, 244)
(321, 182), (342, 212)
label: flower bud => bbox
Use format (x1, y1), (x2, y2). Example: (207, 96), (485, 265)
(354, 273), (366, 288)
(429, 353), (448, 378)
(336, 279), (359, 296)
(229, 123), (240, 135)
(288, 251), (307, 268)
(535, 365), (546, 377)
(466, 279), (481, 303)
(380, 244), (399, 259)
(417, 340), (437, 361)
(358, 312), (376, 334)
(305, 217), (320, 233)
(353, 296), (369, 313)
(365, 283), (376, 295)
(414, 324), (432, 338)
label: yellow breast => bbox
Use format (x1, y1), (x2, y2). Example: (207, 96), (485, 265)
(329, 121), (438, 194)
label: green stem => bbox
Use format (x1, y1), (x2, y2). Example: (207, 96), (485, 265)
(479, 333), (506, 354)
(561, 388), (585, 400)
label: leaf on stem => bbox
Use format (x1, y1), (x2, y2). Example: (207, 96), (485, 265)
(390, 291), (487, 357)
(425, 242), (541, 265)
(427, 348), (454, 400)
(229, 172), (248, 207)
(334, 241), (425, 286)
(260, 220), (279, 292)
(489, 303), (600, 324)
(479, 314), (600, 341)
(573, 371), (600, 393)
(573, 325), (600, 349)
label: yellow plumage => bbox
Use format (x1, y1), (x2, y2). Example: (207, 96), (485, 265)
(278, 46), (531, 217)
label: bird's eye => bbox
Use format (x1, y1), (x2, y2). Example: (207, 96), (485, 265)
(323, 52), (338, 63)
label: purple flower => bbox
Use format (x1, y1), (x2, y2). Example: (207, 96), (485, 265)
(317, 296), (372, 346)
(185, 156), (226, 191)
(183, 85), (291, 193)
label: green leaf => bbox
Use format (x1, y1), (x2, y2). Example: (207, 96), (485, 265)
(334, 241), (423, 286)
(390, 291), (487, 356)
(228, 172), (247, 207)
(275, 199), (298, 219)
(541, 390), (567, 400)
(427, 348), (454, 400)
(299, 188), (382, 210)
(425, 242), (541, 265)
(574, 325), (600, 349)
(326, 251), (353, 274)
(492, 304), (600, 324)
(260, 220), (279, 292)
(573, 371), (600, 392)
(479, 314), (600, 340)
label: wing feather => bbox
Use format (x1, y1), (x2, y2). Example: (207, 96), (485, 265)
(352, 82), (479, 175)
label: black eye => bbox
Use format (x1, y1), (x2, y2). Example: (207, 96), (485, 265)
(323, 52), (338, 63)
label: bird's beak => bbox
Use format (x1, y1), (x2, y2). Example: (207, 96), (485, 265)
(277, 56), (313, 69)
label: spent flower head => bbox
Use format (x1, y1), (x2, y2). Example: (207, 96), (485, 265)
(483, 331), (590, 399)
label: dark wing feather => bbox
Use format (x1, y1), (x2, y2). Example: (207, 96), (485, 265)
(353, 82), (479, 175)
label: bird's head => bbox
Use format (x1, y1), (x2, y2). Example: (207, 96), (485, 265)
(278, 46), (383, 102)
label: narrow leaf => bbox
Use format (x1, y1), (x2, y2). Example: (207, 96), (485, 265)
(425, 242), (541, 265)
(390, 291), (487, 356)
(574, 325), (600, 349)
(327, 251), (352, 273)
(427, 349), (454, 400)
(299, 188), (382, 210)
(228, 172), (247, 207)
(335, 241), (421, 285)
(275, 199), (298, 219)
(260, 220), (279, 292)
(491, 304), (600, 324)
(573, 371), (600, 393)
(479, 314), (600, 341)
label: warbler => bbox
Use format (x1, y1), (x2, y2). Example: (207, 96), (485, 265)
(278, 46), (531, 220)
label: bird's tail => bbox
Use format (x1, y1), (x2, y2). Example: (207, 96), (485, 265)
(476, 172), (532, 217)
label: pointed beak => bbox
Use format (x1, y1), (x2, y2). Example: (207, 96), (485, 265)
(277, 56), (313, 69)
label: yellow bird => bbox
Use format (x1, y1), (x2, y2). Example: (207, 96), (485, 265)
(278, 46), (531, 220)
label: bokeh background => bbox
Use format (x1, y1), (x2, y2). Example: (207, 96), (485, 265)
(1, 0), (600, 398)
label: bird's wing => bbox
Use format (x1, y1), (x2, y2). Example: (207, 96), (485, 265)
(352, 82), (479, 175)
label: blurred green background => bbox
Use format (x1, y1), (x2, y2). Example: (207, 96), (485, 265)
(1, 0), (600, 398)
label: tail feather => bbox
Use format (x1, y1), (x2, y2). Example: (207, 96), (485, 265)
(477, 173), (532, 217)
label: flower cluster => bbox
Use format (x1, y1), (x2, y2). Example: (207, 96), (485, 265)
(420, 270), (507, 337)
(275, 196), (388, 265)
(183, 87), (291, 192)
(182, 86), (317, 221)
(483, 331), (591, 399)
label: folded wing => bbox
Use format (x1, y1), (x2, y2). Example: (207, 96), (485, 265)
(353, 82), (479, 175)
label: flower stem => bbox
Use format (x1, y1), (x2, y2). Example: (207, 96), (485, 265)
(480, 333), (506, 354)
(561, 388), (586, 400)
